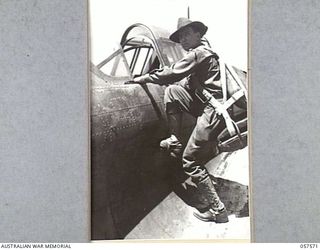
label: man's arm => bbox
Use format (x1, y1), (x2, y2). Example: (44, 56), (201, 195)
(131, 51), (199, 85)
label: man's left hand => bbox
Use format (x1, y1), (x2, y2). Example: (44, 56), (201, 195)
(124, 75), (149, 85)
(124, 80), (138, 85)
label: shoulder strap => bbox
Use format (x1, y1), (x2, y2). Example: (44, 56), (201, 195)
(218, 60), (247, 110)
(195, 57), (247, 138)
(226, 64), (248, 100)
(219, 59), (227, 103)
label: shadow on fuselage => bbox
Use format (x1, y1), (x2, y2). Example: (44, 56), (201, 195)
(91, 131), (249, 240)
(91, 74), (248, 240)
(91, 108), (194, 239)
(90, 65), (199, 239)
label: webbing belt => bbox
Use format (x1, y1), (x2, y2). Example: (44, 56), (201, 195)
(220, 60), (227, 103)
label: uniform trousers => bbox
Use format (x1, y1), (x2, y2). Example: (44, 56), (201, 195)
(164, 84), (226, 211)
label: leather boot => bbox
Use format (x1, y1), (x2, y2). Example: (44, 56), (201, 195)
(193, 177), (229, 223)
(160, 134), (183, 158)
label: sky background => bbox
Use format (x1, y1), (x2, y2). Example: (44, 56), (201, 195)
(89, 0), (248, 70)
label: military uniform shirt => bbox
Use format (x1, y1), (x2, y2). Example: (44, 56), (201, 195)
(138, 43), (223, 98)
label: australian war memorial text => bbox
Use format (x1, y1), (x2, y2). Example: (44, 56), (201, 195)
(1, 244), (71, 249)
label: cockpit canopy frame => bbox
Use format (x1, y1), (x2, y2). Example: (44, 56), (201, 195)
(96, 23), (186, 79)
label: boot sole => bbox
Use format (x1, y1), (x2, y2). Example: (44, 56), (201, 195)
(193, 212), (216, 222)
(193, 212), (229, 223)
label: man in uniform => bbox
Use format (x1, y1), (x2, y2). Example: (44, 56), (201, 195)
(127, 17), (228, 223)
